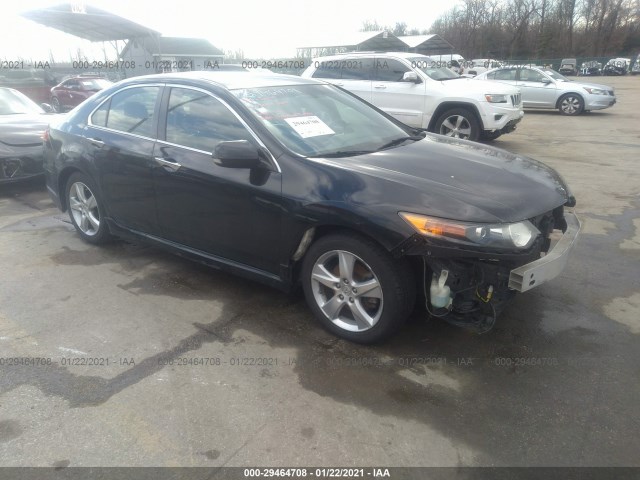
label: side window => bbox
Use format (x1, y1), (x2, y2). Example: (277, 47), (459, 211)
(486, 71), (496, 80)
(91, 100), (109, 127)
(340, 58), (374, 80)
(494, 68), (517, 81)
(104, 86), (160, 137)
(165, 88), (254, 153)
(311, 62), (342, 80)
(372, 58), (411, 82)
(520, 69), (546, 82)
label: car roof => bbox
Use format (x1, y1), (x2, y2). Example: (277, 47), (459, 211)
(311, 52), (432, 61)
(119, 71), (320, 90)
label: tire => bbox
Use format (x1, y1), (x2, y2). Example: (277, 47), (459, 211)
(51, 96), (61, 113)
(434, 108), (480, 141)
(65, 172), (112, 244)
(301, 232), (415, 344)
(558, 94), (584, 115)
(481, 130), (502, 142)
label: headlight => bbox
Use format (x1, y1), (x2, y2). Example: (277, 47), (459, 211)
(399, 212), (540, 250)
(485, 94), (508, 103)
(583, 87), (608, 95)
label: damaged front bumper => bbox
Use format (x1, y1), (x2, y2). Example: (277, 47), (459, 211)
(508, 212), (580, 292)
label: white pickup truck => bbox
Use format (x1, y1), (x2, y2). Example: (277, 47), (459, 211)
(301, 52), (524, 141)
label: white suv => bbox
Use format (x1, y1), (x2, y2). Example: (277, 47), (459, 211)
(301, 52), (524, 141)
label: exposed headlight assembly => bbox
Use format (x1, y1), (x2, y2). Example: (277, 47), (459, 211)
(583, 87), (608, 95)
(400, 212), (540, 250)
(485, 94), (508, 103)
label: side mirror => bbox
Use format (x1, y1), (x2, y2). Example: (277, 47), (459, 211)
(40, 103), (54, 113)
(403, 71), (420, 83)
(541, 78), (552, 84)
(213, 140), (261, 169)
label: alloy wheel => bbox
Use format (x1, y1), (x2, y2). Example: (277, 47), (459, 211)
(439, 115), (472, 139)
(310, 250), (383, 332)
(69, 181), (100, 236)
(560, 96), (581, 114)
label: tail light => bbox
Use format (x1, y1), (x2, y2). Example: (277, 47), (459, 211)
(42, 128), (50, 143)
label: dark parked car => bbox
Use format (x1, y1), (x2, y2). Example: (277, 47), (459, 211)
(580, 61), (602, 76)
(559, 58), (578, 76)
(44, 72), (580, 343)
(50, 75), (112, 112)
(1, 87), (56, 183)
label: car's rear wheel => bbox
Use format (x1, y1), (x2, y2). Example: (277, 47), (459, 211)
(301, 233), (415, 343)
(51, 96), (61, 113)
(558, 94), (584, 115)
(66, 173), (111, 244)
(434, 108), (480, 141)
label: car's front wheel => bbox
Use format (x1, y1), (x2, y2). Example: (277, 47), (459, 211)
(301, 233), (415, 343)
(66, 172), (111, 244)
(434, 108), (480, 141)
(558, 94), (584, 115)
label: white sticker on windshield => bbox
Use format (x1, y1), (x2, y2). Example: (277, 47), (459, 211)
(284, 116), (335, 138)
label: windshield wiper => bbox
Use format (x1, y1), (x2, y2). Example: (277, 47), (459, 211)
(378, 135), (425, 151)
(311, 150), (375, 158)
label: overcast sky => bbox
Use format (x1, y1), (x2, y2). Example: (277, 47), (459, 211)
(2, 0), (458, 61)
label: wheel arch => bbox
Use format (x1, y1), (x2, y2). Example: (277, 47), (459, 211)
(427, 102), (484, 131)
(289, 224), (412, 286)
(57, 166), (90, 212)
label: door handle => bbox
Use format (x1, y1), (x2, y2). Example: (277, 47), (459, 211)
(334, 83), (344, 87)
(88, 137), (104, 147)
(374, 84), (386, 89)
(154, 156), (181, 172)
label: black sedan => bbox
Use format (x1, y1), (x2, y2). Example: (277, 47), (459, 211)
(0, 87), (55, 183)
(44, 72), (580, 343)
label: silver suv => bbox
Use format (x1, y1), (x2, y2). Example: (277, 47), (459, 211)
(475, 65), (616, 115)
(301, 52), (524, 141)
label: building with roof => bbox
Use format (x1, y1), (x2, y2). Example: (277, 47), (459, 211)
(297, 31), (455, 58)
(22, 3), (224, 78)
(119, 37), (225, 76)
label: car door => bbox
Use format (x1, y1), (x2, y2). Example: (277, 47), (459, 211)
(516, 68), (558, 108)
(370, 58), (425, 127)
(152, 86), (283, 274)
(86, 84), (162, 235)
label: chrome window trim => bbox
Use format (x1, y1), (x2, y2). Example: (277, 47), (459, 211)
(162, 83), (280, 173)
(87, 83), (164, 142)
(86, 82), (280, 173)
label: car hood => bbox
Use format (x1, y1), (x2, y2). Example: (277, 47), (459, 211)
(315, 135), (571, 223)
(440, 77), (519, 95)
(0, 114), (55, 147)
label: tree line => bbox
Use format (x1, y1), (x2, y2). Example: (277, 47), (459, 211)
(362, 0), (640, 59)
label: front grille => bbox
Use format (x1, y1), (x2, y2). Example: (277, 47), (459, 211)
(510, 93), (521, 106)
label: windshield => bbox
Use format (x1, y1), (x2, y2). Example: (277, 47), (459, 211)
(78, 78), (112, 90)
(232, 84), (413, 157)
(543, 69), (569, 81)
(0, 88), (44, 115)
(408, 57), (459, 80)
